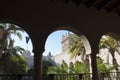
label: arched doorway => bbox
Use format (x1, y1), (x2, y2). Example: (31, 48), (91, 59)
(42, 26), (92, 80)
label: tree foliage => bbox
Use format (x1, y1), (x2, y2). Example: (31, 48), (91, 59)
(42, 60), (54, 74)
(99, 35), (120, 71)
(0, 23), (28, 75)
(0, 54), (28, 75)
(69, 34), (86, 60)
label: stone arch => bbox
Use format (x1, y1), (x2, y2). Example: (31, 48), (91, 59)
(0, 19), (33, 51)
(0, 21), (34, 79)
(98, 32), (120, 78)
(45, 26), (92, 55)
(0, 19), (32, 36)
(43, 26), (92, 78)
(104, 32), (120, 63)
(0, 21), (33, 50)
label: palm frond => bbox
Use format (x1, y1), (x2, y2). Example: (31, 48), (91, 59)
(13, 46), (25, 54)
(7, 24), (24, 34)
(0, 26), (4, 30)
(99, 35), (117, 49)
(16, 32), (22, 40)
(69, 34), (86, 59)
(0, 23), (6, 29)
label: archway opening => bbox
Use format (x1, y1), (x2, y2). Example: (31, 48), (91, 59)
(0, 23), (34, 79)
(42, 28), (92, 80)
(97, 33), (120, 79)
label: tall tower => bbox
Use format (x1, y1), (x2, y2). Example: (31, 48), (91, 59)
(61, 32), (72, 53)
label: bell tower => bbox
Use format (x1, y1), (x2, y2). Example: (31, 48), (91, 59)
(61, 32), (72, 53)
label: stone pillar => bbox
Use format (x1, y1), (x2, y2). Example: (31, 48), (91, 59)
(33, 47), (43, 80)
(89, 38), (100, 80)
(90, 52), (99, 80)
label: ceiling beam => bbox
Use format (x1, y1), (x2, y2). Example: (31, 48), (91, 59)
(71, 0), (82, 6)
(84, 0), (96, 8)
(105, 1), (120, 12)
(95, 0), (112, 10)
(114, 6), (120, 15)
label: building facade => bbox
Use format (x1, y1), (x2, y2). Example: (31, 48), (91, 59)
(53, 32), (91, 66)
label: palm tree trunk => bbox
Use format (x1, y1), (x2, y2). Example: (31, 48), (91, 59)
(0, 31), (8, 55)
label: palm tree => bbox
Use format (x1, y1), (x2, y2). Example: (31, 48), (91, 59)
(0, 23), (24, 55)
(0, 23), (28, 75)
(47, 60), (69, 80)
(69, 62), (75, 74)
(60, 60), (69, 73)
(69, 34), (91, 79)
(97, 56), (115, 80)
(47, 60), (69, 74)
(69, 34), (86, 61)
(99, 35), (120, 78)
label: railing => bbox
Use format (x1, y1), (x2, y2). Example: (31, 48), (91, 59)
(43, 72), (120, 80)
(98, 72), (120, 80)
(0, 75), (33, 80)
(43, 73), (92, 80)
(0, 72), (120, 80)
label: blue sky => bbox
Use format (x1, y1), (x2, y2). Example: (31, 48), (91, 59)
(43, 30), (69, 56)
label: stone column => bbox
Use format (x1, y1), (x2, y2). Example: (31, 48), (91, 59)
(90, 52), (99, 80)
(33, 48), (43, 80)
(89, 38), (100, 80)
